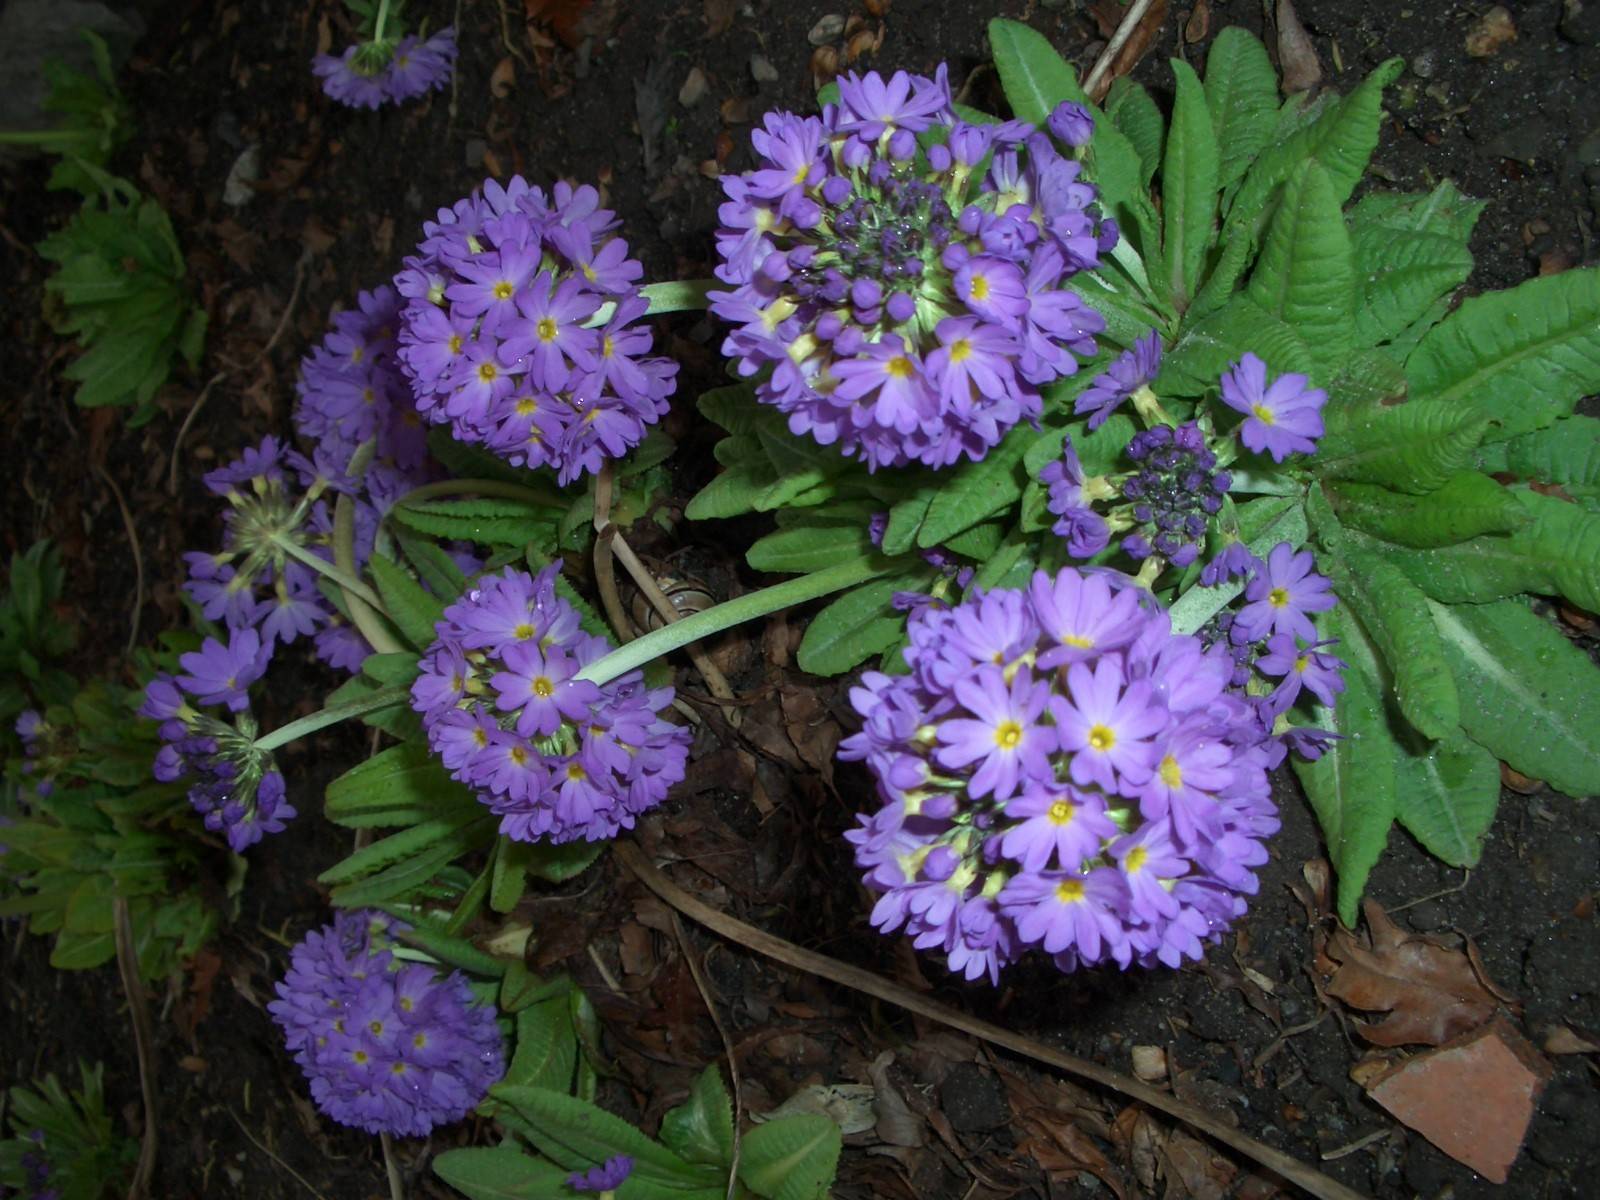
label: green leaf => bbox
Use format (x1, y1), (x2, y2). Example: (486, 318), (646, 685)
(324, 743), (482, 829)
(362, 650), (422, 687)
(1104, 77), (1164, 185)
(391, 498), (558, 549)
(1245, 160), (1355, 374)
(522, 839), (606, 884)
(394, 528), (470, 599)
(1226, 58), (1404, 234)
(747, 523), (874, 574)
(490, 1085), (718, 1186)
(796, 571), (933, 676)
(1326, 473), (1529, 548)
(504, 995), (578, 1093)
(325, 818), (497, 907)
(1186, 225), (1253, 323)
(1427, 597), (1600, 798)
(1157, 294), (1312, 398)
(320, 814), (486, 885)
(1065, 274), (1165, 348)
(388, 919), (509, 977)
(660, 1065), (736, 1168)
(1204, 27), (1279, 191)
(1492, 415), (1600, 490)
(1406, 267), (1600, 440)
(918, 426), (1034, 548)
(1314, 399), (1489, 494)
(987, 18), (1080, 124)
(737, 1114), (840, 1200)
(1292, 605), (1398, 926)
(433, 1147), (573, 1199)
(1393, 730), (1499, 868)
(1347, 180), (1486, 246)
(491, 838), (531, 914)
(368, 553), (445, 649)
(1161, 60), (1219, 309)
(1351, 223), (1474, 349)
(1506, 489), (1600, 613)
(881, 487), (935, 556)
(1310, 492), (1460, 740)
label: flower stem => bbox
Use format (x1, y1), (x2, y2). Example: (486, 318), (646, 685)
(575, 555), (891, 687)
(254, 686), (411, 753)
(333, 495), (406, 655)
(271, 534), (388, 616)
(372, 0), (392, 42)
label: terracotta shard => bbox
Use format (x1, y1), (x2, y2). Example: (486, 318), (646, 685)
(1365, 1016), (1551, 1183)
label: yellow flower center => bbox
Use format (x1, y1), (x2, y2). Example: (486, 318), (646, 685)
(567, 763), (587, 782)
(886, 355), (914, 379)
(532, 676), (555, 698)
(1048, 800), (1074, 825)
(515, 396), (539, 417)
(492, 280), (515, 301)
(1251, 403), (1277, 426)
(994, 720), (1023, 750)
(1294, 654), (1310, 673)
(1061, 633), (1094, 649)
(948, 338), (973, 364)
(1087, 724), (1116, 752)
(413, 1033), (428, 1049)
(369, 1020), (384, 1035)
(352, 1050), (369, 1064)
(602, 334), (615, 359)
(1159, 755), (1183, 788)
(537, 317), (559, 342)
(391, 1062), (408, 1075)
(1055, 878), (1086, 903)
(448, 333), (464, 354)
(349, 345), (365, 365)
(1268, 586), (1291, 608)
(1124, 845), (1149, 874)
(477, 361), (499, 383)
(510, 745), (528, 765)
(969, 273), (990, 301)
(513, 622), (537, 639)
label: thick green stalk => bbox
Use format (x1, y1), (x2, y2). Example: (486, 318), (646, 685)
(575, 555), (890, 686)
(333, 495), (405, 655)
(254, 686), (411, 753)
(272, 534), (386, 614)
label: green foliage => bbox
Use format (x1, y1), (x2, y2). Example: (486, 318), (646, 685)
(0, 1062), (137, 1200)
(0, 30), (133, 197)
(0, 542), (78, 743)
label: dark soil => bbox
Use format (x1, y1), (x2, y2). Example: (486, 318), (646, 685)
(3, 2), (1597, 1199)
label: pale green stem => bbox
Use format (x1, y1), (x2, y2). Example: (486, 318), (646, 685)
(254, 686), (411, 753)
(272, 534), (387, 614)
(575, 556), (890, 687)
(372, 0), (392, 42)
(334, 495), (405, 655)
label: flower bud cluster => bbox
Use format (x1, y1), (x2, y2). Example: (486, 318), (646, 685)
(841, 567), (1290, 981)
(712, 69), (1110, 470)
(140, 630), (295, 852)
(410, 565), (690, 844)
(1120, 423), (1230, 567)
(394, 176), (678, 483)
(268, 910), (504, 1137)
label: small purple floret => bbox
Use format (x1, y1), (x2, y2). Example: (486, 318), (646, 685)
(1218, 352), (1327, 462)
(568, 1155), (634, 1193)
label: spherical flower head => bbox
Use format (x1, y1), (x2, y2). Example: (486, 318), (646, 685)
(268, 910), (505, 1137)
(409, 565), (689, 844)
(568, 1155), (634, 1193)
(840, 566), (1291, 980)
(394, 175), (676, 483)
(710, 67), (1109, 471)
(1116, 421), (1229, 568)
(1218, 352), (1326, 462)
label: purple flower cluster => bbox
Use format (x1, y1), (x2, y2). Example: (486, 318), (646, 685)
(268, 910), (504, 1137)
(314, 27), (457, 110)
(1040, 434), (1115, 559)
(711, 71), (1110, 470)
(1119, 424), (1231, 568)
(410, 565), (690, 843)
(14, 709), (53, 799)
(394, 176), (677, 483)
(1218, 352), (1327, 462)
(17, 1129), (59, 1200)
(1074, 330), (1161, 431)
(841, 567), (1293, 982)
(139, 631), (296, 852)
(568, 1155), (634, 1193)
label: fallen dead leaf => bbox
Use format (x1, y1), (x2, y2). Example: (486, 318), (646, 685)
(1184, 0), (1210, 43)
(1320, 899), (1507, 1047)
(1276, 0), (1322, 94)
(1541, 1023), (1600, 1055)
(1365, 1016), (1550, 1183)
(1465, 5), (1517, 56)
(525, 0), (596, 49)
(490, 56), (517, 98)
(703, 0), (737, 36)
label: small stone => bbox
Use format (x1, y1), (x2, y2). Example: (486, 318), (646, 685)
(1131, 1045), (1167, 1083)
(808, 14), (845, 45)
(1560, 0), (1600, 45)
(1465, 5), (1516, 57)
(749, 54), (777, 84)
(221, 144), (260, 207)
(1404, 899), (1449, 932)
(1410, 48), (1437, 79)
(678, 66), (708, 107)
(1365, 1016), (1552, 1183)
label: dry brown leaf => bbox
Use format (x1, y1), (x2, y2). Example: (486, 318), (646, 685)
(489, 56), (517, 98)
(1184, 0), (1210, 43)
(525, 0), (595, 49)
(1322, 899), (1504, 1046)
(1275, 0), (1322, 94)
(1465, 5), (1516, 57)
(1160, 1129), (1237, 1200)
(702, 0), (737, 36)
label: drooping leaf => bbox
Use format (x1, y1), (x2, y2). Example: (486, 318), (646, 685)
(503, 995), (578, 1093)
(747, 522), (876, 574)
(1160, 59), (1219, 308)
(1346, 180), (1486, 246)
(391, 497), (558, 550)
(987, 18), (1082, 124)
(1293, 605), (1398, 925)
(918, 425), (1035, 548)
(1245, 160), (1356, 374)
(660, 1064), (736, 1168)
(1489, 415), (1600, 492)
(1427, 597), (1600, 798)
(489, 1085), (720, 1186)
(324, 744), (482, 829)
(433, 1147), (577, 1199)
(1203, 27), (1279, 192)
(1393, 730), (1499, 868)
(1326, 473), (1529, 548)
(1406, 266), (1600, 440)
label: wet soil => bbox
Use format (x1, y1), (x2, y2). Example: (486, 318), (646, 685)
(2, 2), (1597, 1198)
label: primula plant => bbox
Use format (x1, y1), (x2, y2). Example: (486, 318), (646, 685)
(0, 1062), (137, 1200)
(314, 0), (457, 109)
(106, 12), (1600, 1200)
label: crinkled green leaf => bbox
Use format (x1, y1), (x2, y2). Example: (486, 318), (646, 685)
(1246, 160), (1355, 374)
(738, 1114), (840, 1200)
(1506, 489), (1600, 613)
(1203, 27), (1279, 191)
(489, 1085), (719, 1185)
(392, 497), (558, 549)
(1352, 224), (1474, 350)
(1226, 58), (1404, 235)
(1315, 398), (1489, 494)
(1104, 76), (1164, 185)
(660, 1065), (736, 1168)
(1406, 266), (1600, 440)
(1347, 180), (1485, 246)
(1326, 473), (1528, 548)
(1393, 731), (1499, 868)
(797, 571), (934, 676)
(503, 995), (577, 1093)
(1157, 294), (1312, 397)
(1427, 597), (1600, 798)
(918, 425), (1034, 548)
(748, 523), (875, 574)
(1292, 605), (1398, 926)
(433, 1147), (576, 1199)
(368, 552), (445, 649)
(324, 743), (481, 829)
(1489, 416), (1600, 490)
(1161, 60), (1218, 308)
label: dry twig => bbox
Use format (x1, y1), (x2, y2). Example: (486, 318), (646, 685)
(1084, 0), (1159, 100)
(95, 465), (144, 657)
(113, 898), (158, 1200)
